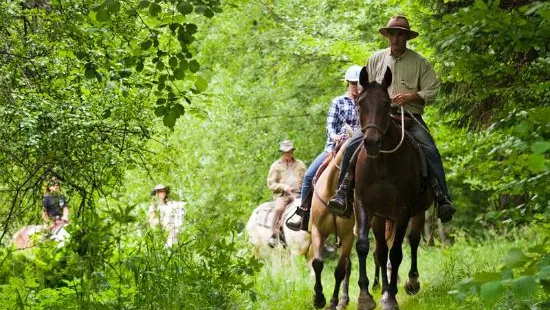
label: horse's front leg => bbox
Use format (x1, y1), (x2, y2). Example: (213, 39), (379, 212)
(329, 233), (353, 310)
(380, 219), (408, 310)
(405, 213), (424, 295)
(310, 225), (327, 309)
(355, 200), (375, 310)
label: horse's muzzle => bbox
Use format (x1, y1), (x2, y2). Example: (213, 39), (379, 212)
(364, 136), (381, 158)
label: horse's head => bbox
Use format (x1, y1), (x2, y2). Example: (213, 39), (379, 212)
(358, 66), (392, 158)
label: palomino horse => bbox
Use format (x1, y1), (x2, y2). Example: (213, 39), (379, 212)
(13, 220), (70, 250)
(309, 129), (357, 310)
(246, 198), (311, 258)
(354, 67), (433, 310)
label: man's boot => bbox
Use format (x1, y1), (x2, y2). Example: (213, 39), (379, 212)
(327, 172), (354, 218)
(286, 190), (312, 231)
(267, 233), (278, 248)
(431, 178), (456, 223)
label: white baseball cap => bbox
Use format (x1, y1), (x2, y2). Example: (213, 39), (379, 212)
(343, 65), (362, 82)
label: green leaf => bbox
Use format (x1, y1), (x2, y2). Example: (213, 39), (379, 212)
(194, 76), (208, 93)
(140, 40), (153, 50)
(527, 154), (547, 173)
(106, 0), (121, 13)
(173, 103), (185, 117)
(504, 248), (529, 269)
(189, 60), (200, 73)
(532, 141), (550, 154)
(135, 61), (144, 72)
(118, 69), (132, 78)
(138, 0), (150, 9)
(539, 266), (550, 279)
(479, 281), (503, 305)
(163, 112), (177, 128)
(511, 276), (537, 296)
(156, 61), (165, 71)
(169, 57), (178, 69)
(102, 109), (111, 119)
(177, 1), (193, 15)
(203, 8), (214, 18)
(154, 105), (166, 117)
(84, 68), (96, 79)
(96, 8), (111, 22)
(473, 272), (501, 284)
(173, 67), (186, 80)
(149, 2), (162, 17)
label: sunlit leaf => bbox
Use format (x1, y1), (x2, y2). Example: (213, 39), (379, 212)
(479, 281), (503, 305)
(511, 276), (537, 296)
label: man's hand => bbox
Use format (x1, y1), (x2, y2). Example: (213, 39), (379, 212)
(284, 185), (294, 195)
(392, 93), (419, 106)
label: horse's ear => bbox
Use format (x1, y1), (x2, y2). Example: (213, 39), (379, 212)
(381, 67), (392, 89)
(359, 66), (368, 88)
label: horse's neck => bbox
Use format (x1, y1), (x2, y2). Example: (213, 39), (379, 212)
(380, 121), (403, 150)
(317, 142), (348, 196)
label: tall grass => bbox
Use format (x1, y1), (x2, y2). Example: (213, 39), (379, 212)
(250, 226), (549, 309)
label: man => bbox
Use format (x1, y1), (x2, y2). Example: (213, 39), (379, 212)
(327, 16), (456, 222)
(266, 140), (307, 247)
(42, 177), (69, 226)
(148, 184), (186, 247)
(286, 65), (362, 231)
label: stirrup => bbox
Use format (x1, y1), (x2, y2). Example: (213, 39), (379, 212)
(286, 214), (303, 231)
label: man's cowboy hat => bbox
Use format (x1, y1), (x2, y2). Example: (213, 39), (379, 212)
(47, 177), (61, 187)
(151, 184), (170, 196)
(379, 16), (419, 40)
(279, 140), (294, 152)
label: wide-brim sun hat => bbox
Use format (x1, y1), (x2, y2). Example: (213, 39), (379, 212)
(279, 140), (294, 152)
(151, 184), (170, 196)
(379, 16), (419, 40)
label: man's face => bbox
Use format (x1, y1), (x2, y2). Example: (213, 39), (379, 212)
(49, 183), (60, 193)
(157, 189), (167, 200)
(387, 29), (409, 54)
(282, 150), (293, 161)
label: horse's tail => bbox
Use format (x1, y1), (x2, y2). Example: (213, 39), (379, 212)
(385, 220), (395, 246)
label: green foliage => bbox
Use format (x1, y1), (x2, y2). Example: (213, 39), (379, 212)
(0, 198), (260, 309)
(449, 226), (550, 308)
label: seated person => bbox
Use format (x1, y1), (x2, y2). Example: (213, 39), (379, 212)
(42, 177), (69, 227)
(286, 65), (362, 231)
(148, 184), (186, 247)
(266, 140), (307, 247)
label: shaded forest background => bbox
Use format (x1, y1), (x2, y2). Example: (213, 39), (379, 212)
(0, 0), (548, 309)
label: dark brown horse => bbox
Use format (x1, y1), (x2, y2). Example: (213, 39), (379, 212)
(354, 67), (433, 310)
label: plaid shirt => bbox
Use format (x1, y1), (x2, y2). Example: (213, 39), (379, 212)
(325, 94), (359, 152)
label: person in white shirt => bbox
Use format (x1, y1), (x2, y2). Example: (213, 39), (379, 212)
(148, 184), (186, 247)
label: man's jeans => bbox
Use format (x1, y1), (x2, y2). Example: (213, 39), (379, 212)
(338, 117), (450, 198)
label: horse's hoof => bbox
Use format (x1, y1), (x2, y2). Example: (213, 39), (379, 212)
(381, 292), (399, 310)
(335, 296), (349, 310)
(405, 278), (420, 295)
(313, 293), (326, 309)
(357, 293), (375, 310)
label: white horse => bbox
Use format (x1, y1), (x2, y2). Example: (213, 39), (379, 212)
(246, 198), (311, 259)
(13, 221), (69, 250)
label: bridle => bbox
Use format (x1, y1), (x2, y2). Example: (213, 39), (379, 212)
(361, 105), (405, 154)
